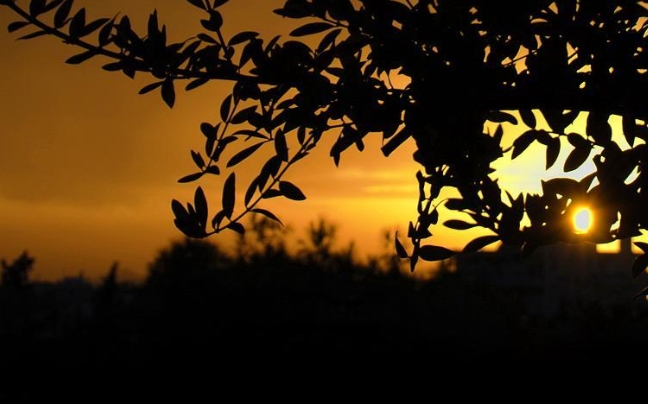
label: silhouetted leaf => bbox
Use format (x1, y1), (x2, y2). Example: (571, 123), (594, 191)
(290, 22), (333, 37)
(116, 14), (132, 37)
(213, 0), (229, 9)
(197, 33), (217, 43)
(279, 181), (306, 200)
(274, 130), (289, 162)
(463, 235), (500, 254)
(201, 10), (223, 32)
(161, 79), (175, 108)
(42, 0), (65, 14)
(65, 50), (97, 65)
(443, 220), (476, 230)
(243, 177), (259, 207)
(445, 198), (469, 211)
(492, 124), (504, 144)
(186, 0), (207, 10)
(191, 150), (205, 169)
(567, 133), (588, 148)
(186, 78), (209, 91)
(252, 208), (283, 225)
(545, 136), (560, 169)
(102, 62), (122, 71)
(326, 0), (354, 19)
(123, 67), (136, 79)
(317, 28), (342, 53)
(232, 129), (268, 140)
(622, 115), (637, 147)
(488, 111), (518, 125)
(511, 130), (537, 159)
(81, 17), (109, 37)
(519, 109), (536, 128)
(68, 8), (86, 38)
(29, 0), (46, 17)
(204, 166), (220, 175)
(230, 105), (257, 124)
(409, 254), (418, 273)
(211, 137), (237, 161)
(395, 234), (408, 259)
(418, 245), (455, 261)
(542, 109), (578, 133)
(297, 126), (307, 145)
(274, 4), (311, 19)
(330, 133), (353, 166)
(186, 201), (197, 218)
(264, 35), (281, 54)
(200, 122), (218, 139)
(194, 186), (208, 228)
(227, 221), (245, 235)
(407, 221), (416, 238)
(542, 177), (584, 197)
(178, 172), (204, 183)
(211, 210), (226, 229)
(138, 81), (163, 94)
(220, 94), (232, 122)
(17, 30), (47, 40)
(586, 111), (612, 145)
(7, 21), (29, 33)
(259, 155), (282, 190)
(148, 10), (160, 36)
(222, 172), (236, 218)
(564, 143), (590, 172)
(325, 67), (345, 77)
(262, 189), (282, 199)
(228, 31), (258, 46)
(381, 127), (410, 157)
(428, 209), (439, 225)
(171, 199), (188, 220)
(632, 254), (648, 278)
(204, 136), (215, 158)
(54, 0), (73, 28)
(635, 242), (648, 254)
(98, 17), (114, 46)
(227, 142), (264, 167)
(534, 130), (552, 146)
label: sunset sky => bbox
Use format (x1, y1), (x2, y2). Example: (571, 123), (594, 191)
(0, 0), (429, 281)
(0, 0), (628, 282)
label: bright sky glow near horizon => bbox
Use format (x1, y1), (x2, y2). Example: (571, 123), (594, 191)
(0, 1), (641, 282)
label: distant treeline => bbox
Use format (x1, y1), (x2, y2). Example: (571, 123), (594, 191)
(2, 218), (648, 399)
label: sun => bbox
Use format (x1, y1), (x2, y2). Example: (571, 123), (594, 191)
(573, 207), (593, 234)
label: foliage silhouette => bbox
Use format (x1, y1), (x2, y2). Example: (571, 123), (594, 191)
(5, 0), (648, 289)
(146, 237), (232, 289)
(234, 213), (292, 263)
(1, 250), (34, 288)
(2, 236), (648, 398)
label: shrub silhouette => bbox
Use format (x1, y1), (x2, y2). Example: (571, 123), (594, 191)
(1, 251), (34, 289)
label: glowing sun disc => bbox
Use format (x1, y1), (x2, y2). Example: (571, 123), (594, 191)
(573, 208), (593, 234)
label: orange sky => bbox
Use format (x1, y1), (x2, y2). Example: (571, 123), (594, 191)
(1, 1), (634, 282)
(0, 0), (435, 281)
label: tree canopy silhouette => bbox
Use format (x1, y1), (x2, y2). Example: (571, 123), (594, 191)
(1, 251), (34, 288)
(4, 0), (648, 292)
